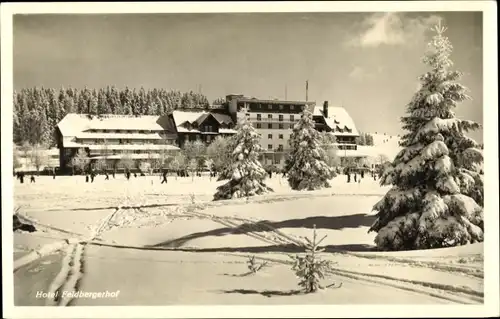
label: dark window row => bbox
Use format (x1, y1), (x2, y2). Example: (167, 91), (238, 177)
(256, 114), (294, 121)
(267, 144), (285, 151)
(266, 134), (285, 139)
(255, 123), (290, 129)
(239, 102), (308, 113)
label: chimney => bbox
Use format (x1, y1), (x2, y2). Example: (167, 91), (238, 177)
(323, 101), (329, 118)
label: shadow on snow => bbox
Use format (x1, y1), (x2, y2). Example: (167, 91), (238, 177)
(148, 213), (377, 252)
(220, 289), (304, 297)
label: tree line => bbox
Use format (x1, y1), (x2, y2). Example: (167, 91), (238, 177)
(13, 86), (226, 147)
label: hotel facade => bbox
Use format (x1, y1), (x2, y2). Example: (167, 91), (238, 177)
(225, 94), (360, 166)
(55, 94), (361, 171)
(56, 114), (180, 172)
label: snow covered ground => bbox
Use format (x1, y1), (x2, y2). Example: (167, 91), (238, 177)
(13, 174), (483, 305)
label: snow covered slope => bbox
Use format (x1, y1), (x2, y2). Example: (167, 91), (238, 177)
(357, 132), (403, 162)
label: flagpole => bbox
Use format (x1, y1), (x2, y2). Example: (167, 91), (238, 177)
(306, 80), (309, 102)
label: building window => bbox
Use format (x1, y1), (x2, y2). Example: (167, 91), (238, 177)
(279, 134), (283, 139)
(279, 124), (284, 129)
(278, 144), (284, 151)
(290, 105), (295, 110)
(206, 135), (212, 142)
(279, 114), (283, 122)
(257, 114), (261, 121)
(279, 105), (283, 110)
(268, 114), (272, 119)
(268, 134), (272, 139)
(267, 123), (272, 129)
(274, 158), (280, 164)
(268, 104), (272, 110)
(256, 123), (262, 129)
(268, 144), (272, 150)
(290, 115), (294, 121)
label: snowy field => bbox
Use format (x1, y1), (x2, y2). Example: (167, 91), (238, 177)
(13, 174), (483, 305)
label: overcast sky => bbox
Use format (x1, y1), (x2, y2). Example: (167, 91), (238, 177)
(13, 12), (483, 141)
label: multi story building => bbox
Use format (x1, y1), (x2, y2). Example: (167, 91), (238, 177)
(55, 95), (361, 172)
(170, 109), (237, 148)
(225, 94), (315, 166)
(225, 94), (360, 167)
(56, 113), (180, 172)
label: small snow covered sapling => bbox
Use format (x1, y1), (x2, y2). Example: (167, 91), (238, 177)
(290, 225), (337, 293)
(246, 255), (269, 274)
(189, 193), (196, 204)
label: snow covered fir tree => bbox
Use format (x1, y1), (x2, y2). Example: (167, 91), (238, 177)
(284, 107), (336, 191)
(213, 116), (273, 200)
(368, 22), (484, 251)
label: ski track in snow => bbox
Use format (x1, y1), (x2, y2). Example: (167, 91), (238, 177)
(14, 179), (483, 305)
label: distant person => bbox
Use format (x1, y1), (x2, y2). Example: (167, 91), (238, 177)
(126, 171), (131, 180)
(361, 170), (365, 179)
(30, 175), (36, 183)
(354, 173), (357, 183)
(133, 173), (137, 178)
(113, 170), (116, 179)
(161, 171), (168, 184)
(90, 172), (95, 183)
(19, 173), (25, 184)
(53, 169), (56, 179)
(105, 172), (110, 180)
(282, 171), (286, 178)
(86, 175), (89, 183)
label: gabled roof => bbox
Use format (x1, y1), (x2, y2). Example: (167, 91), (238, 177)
(57, 113), (171, 137)
(211, 113), (233, 125)
(171, 110), (235, 133)
(171, 110), (207, 127)
(313, 105), (359, 136)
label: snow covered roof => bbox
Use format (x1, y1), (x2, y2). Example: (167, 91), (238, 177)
(57, 113), (168, 138)
(211, 113), (233, 125)
(219, 128), (238, 134)
(87, 144), (180, 151)
(171, 110), (236, 134)
(177, 127), (201, 133)
(90, 154), (163, 160)
(171, 110), (208, 127)
(314, 105), (359, 136)
(76, 132), (163, 140)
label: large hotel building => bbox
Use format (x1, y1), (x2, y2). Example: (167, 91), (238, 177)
(225, 94), (359, 166)
(55, 94), (360, 171)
